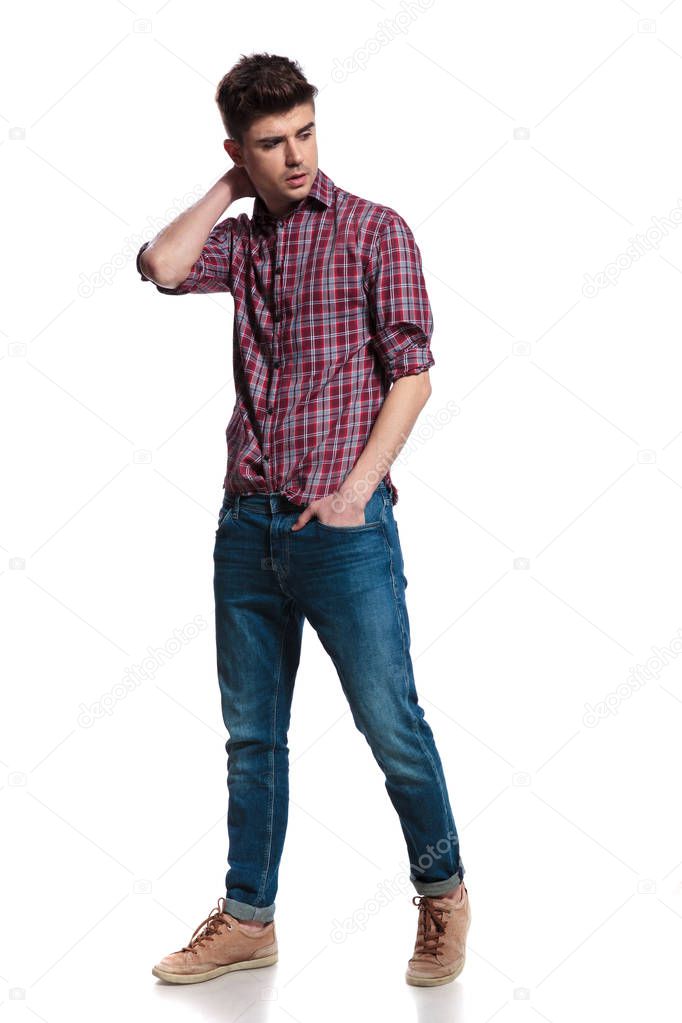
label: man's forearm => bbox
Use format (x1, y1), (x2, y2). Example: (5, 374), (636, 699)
(140, 173), (236, 289)
(340, 371), (432, 508)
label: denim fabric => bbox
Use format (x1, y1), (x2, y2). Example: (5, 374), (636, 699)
(213, 479), (464, 923)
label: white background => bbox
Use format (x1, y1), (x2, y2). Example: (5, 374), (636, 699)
(2, 0), (682, 1020)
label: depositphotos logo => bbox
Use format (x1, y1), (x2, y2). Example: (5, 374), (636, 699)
(582, 627), (682, 726)
(77, 615), (208, 727)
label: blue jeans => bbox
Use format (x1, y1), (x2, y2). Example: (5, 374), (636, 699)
(213, 479), (465, 922)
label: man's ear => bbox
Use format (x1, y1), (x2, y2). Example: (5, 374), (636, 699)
(224, 139), (243, 165)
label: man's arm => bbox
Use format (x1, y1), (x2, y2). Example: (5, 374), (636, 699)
(291, 372), (431, 530)
(137, 165), (253, 293)
(364, 213), (435, 384)
(346, 212), (436, 502)
(291, 211), (435, 529)
(341, 370), (432, 496)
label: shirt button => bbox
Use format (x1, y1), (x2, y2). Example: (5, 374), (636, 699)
(274, 312), (283, 322)
(263, 454), (270, 461)
(273, 361), (281, 368)
(275, 266), (283, 274)
(267, 406), (274, 414)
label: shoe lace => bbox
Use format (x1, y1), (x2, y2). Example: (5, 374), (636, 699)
(411, 895), (451, 957)
(181, 897), (233, 956)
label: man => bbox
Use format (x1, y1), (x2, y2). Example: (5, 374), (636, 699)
(139, 52), (470, 987)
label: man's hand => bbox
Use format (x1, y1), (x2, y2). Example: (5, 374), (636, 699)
(223, 165), (256, 201)
(291, 488), (367, 531)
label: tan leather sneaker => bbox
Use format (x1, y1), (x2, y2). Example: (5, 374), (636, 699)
(405, 883), (471, 986)
(152, 897), (278, 984)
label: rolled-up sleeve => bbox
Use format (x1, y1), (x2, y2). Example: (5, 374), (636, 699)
(136, 215), (235, 295)
(366, 214), (435, 383)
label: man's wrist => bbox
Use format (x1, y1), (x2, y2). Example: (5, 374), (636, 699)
(336, 473), (384, 510)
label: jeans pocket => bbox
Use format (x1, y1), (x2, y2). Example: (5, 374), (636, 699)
(217, 500), (234, 530)
(315, 484), (386, 532)
(316, 515), (380, 532)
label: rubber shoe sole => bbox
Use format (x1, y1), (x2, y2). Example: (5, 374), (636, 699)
(152, 950), (278, 984)
(405, 955), (465, 987)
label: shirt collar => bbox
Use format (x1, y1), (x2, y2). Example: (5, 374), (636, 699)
(252, 167), (334, 227)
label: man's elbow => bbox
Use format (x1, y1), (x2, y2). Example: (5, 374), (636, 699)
(141, 248), (186, 290)
(392, 369), (432, 400)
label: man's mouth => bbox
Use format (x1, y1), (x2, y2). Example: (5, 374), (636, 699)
(286, 172), (307, 184)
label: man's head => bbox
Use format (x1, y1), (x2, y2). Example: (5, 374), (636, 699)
(216, 53), (319, 218)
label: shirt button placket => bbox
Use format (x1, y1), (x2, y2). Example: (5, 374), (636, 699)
(265, 220), (283, 489)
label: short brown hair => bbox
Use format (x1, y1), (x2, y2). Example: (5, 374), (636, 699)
(215, 53), (318, 145)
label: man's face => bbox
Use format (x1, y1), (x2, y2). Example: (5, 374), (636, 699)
(225, 102), (318, 217)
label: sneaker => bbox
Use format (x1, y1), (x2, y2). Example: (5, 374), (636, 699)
(405, 883), (471, 986)
(152, 897), (278, 984)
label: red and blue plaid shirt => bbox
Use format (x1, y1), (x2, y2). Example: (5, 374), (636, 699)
(136, 167), (434, 507)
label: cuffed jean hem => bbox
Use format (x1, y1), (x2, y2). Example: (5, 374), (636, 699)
(411, 868), (464, 897)
(224, 896), (276, 923)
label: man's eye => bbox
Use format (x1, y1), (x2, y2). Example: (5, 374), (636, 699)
(264, 132), (312, 149)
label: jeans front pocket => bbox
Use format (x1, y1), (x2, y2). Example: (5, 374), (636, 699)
(314, 482), (388, 533)
(217, 499), (234, 531)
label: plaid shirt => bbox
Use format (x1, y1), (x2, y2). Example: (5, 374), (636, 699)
(136, 167), (434, 507)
